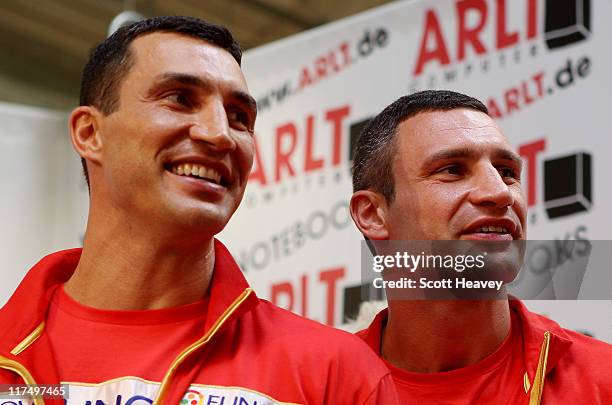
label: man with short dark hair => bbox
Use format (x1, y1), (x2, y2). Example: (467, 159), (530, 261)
(0, 16), (399, 405)
(350, 90), (612, 404)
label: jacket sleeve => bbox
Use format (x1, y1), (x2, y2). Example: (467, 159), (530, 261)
(362, 373), (402, 405)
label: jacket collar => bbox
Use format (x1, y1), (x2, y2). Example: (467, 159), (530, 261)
(358, 299), (574, 378)
(0, 239), (259, 360)
(509, 298), (573, 379)
(0, 248), (79, 353)
(204, 239), (259, 331)
(357, 308), (387, 355)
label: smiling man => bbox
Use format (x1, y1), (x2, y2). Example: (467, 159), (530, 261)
(0, 16), (399, 405)
(350, 90), (612, 404)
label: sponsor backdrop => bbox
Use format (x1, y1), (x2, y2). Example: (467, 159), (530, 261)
(221, 0), (612, 341)
(1, 0), (611, 341)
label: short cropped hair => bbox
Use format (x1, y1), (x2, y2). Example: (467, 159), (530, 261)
(352, 90), (489, 203)
(78, 16), (242, 187)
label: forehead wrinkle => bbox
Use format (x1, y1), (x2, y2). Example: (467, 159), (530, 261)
(423, 120), (512, 149)
(436, 123), (499, 132)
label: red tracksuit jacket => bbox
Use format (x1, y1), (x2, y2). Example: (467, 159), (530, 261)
(357, 300), (612, 404)
(0, 240), (399, 405)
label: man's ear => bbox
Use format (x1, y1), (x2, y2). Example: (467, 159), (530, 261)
(350, 190), (389, 240)
(69, 106), (103, 164)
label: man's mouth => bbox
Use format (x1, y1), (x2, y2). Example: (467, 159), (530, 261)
(474, 226), (509, 234)
(168, 163), (224, 186)
(461, 218), (520, 240)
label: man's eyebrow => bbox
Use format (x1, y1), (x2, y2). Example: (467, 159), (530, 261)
(422, 148), (475, 169)
(422, 147), (523, 168)
(151, 72), (258, 114)
(232, 90), (258, 116)
(152, 72), (211, 89)
(493, 149), (523, 168)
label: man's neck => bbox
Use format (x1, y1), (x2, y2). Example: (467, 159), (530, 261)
(382, 299), (511, 373)
(64, 216), (215, 311)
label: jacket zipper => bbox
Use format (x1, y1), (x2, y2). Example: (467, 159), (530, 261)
(10, 322), (46, 356)
(153, 287), (253, 404)
(528, 331), (551, 405)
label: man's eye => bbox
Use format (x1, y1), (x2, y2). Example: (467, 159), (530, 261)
(227, 110), (251, 131)
(439, 165), (463, 175)
(165, 92), (192, 107)
(498, 167), (519, 180)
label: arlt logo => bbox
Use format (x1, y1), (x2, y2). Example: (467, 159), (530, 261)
(412, 0), (593, 76)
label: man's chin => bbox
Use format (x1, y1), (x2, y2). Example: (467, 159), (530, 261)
(161, 203), (232, 236)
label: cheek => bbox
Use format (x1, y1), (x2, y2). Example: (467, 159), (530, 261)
(511, 187), (528, 222)
(421, 185), (471, 234)
(422, 184), (467, 214)
(236, 136), (255, 174)
(123, 104), (192, 139)
(143, 107), (188, 129)
(386, 190), (422, 236)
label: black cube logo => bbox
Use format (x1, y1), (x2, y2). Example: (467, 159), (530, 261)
(545, 0), (591, 49)
(543, 152), (592, 219)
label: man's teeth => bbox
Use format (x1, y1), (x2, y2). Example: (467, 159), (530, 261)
(170, 163), (222, 184)
(477, 226), (509, 233)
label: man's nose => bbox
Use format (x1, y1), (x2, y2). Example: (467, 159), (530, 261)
(189, 101), (235, 152)
(469, 163), (514, 208)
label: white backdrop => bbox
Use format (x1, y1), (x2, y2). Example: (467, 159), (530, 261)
(1, 0), (610, 342)
(222, 0), (612, 340)
(0, 102), (87, 303)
